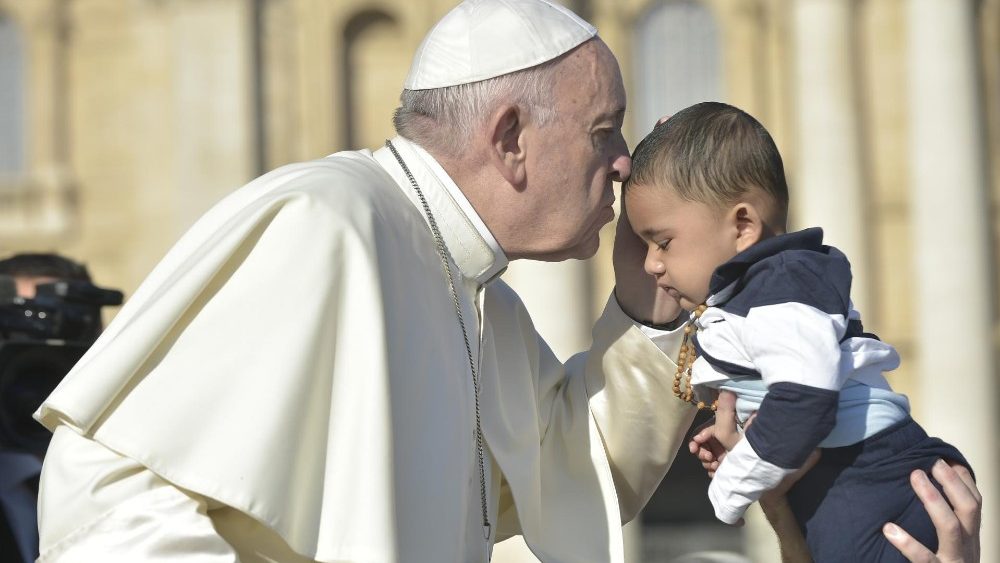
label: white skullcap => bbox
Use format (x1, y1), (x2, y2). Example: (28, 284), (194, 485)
(404, 0), (597, 90)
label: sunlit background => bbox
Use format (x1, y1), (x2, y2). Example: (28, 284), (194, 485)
(1, 0), (997, 561)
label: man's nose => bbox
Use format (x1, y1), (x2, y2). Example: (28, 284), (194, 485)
(609, 135), (631, 182)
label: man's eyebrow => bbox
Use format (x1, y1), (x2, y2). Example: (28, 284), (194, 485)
(594, 107), (626, 125)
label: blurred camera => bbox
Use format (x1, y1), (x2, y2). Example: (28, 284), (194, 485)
(0, 275), (122, 455)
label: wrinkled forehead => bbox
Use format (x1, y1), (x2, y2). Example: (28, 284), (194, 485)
(586, 40), (625, 96)
(552, 39), (626, 116)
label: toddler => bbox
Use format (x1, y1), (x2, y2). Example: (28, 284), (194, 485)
(624, 101), (971, 562)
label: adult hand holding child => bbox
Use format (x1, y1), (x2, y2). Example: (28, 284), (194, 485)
(690, 391), (982, 562)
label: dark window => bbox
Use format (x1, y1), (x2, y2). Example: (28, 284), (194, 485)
(0, 14), (26, 180)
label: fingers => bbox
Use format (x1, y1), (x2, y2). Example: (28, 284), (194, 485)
(687, 441), (723, 475)
(716, 389), (737, 416)
(688, 422), (715, 453)
(931, 460), (982, 541)
(713, 391), (741, 451)
(688, 423), (727, 461)
(947, 463), (978, 498)
(912, 467), (962, 543)
(687, 417), (725, 478)
(688, 391), (740, 473)
(688, 419), (716, 453)
(655, 114), (672, 126)
(883, 522), (935, 563)
(936, 460), (983, 512)
(902, 465), (973, 563)
(688, 392), (744, 479)
(885, 462), (982, 563)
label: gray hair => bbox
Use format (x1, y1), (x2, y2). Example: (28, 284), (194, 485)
(392, 59), (560, 158)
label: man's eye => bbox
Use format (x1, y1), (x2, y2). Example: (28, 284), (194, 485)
(594, 128), (618, 141)
(656, 240), (670, 250)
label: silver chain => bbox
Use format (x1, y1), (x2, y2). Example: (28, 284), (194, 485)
(385, 140), (492, 543)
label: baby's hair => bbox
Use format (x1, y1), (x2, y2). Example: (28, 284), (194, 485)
(626, 102), (788, 214)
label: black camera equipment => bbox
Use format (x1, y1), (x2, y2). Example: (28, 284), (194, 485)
(0, 275), (123, 455)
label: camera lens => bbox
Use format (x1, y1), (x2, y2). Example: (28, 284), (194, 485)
(0, 342), (86, 454)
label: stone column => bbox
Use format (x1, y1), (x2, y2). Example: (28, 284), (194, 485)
(791, 0), (869, 313)
(493, 260), (594, 563)
(170, 0), (256, 226)
(9, 0), (73, 237)
(503, 260), (593, 361)
(907, 0), (997, 558)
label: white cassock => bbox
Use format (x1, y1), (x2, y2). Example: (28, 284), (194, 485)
(34, 137), (695, 563)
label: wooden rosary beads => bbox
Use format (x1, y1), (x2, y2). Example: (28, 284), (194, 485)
(673, 304), (717, 411)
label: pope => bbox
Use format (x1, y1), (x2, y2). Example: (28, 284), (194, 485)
(34, 2), (690, 562)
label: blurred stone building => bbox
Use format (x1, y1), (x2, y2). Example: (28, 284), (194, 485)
(1, 0), (997, 561)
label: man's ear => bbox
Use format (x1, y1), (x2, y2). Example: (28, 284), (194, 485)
(731, 202), (764, 253)
(488, 104), (527, 186)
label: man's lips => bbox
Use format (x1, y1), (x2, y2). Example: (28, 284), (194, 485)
(600, 205), (616, 223)
(594, 197), (616, 227)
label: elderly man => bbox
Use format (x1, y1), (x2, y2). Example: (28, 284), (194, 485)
(34, 1), (979, 562)
(35, 2), (690, 562)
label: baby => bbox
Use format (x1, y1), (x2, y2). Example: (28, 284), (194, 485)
(624, 101), (971, 562)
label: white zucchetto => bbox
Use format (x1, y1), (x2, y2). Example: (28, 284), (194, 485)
(404, 0), (597, 90)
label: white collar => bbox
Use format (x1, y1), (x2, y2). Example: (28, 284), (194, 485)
(373, 136), (508, 286)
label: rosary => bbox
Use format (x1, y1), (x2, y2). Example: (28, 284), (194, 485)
(672, 304), (719, 411)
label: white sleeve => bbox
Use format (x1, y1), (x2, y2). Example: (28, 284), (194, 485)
(706, 437), (794, 524)
(635, 318), (688, 356)
(483, 288), (697, 561)
(556, 295), (695, 523)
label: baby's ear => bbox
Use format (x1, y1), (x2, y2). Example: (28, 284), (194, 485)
(732, 202), (764, 253)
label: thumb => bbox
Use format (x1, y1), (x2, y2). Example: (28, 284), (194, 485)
(714, 390), (741, 450)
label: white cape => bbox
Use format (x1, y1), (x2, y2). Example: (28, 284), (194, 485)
(36, 139), (694, 562)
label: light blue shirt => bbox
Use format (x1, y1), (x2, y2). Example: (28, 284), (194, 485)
(721, 378), (910, 447)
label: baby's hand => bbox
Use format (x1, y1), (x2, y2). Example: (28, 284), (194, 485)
(688, 391), (741, 477)
(688, 391), (819, 488)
